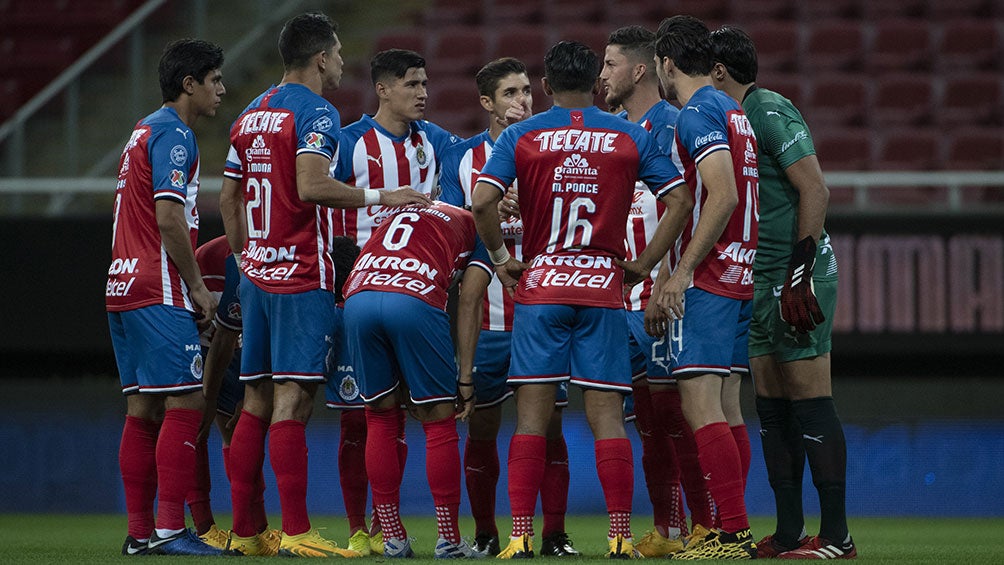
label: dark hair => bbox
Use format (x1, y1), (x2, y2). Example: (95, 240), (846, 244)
(607, 25), (656, 64)
(278, 12), (338, 70)
(475, 57), (528, 98)
(371, 49), (426, 84)
(654, 15), (714, 76)
(544, 41), (600, 94)
(710, 26), (758, 84)
(158, 39), (224, 102)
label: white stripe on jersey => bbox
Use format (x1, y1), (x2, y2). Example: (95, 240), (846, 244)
(315, 206), (328, 289)
(160, 245), (173, 306)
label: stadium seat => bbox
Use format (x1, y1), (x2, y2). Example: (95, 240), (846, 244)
(937, 19), (1000, 71)
(872, 75), (935, 127)
(731, 0), (797, 21)
(490, 26), (550, 77)
(946, 130), (1004, 170)
(938, 74), (1004, 127)
(424, 0), (483, 26)
(805, 74), (869, 127)
(929, 0), (999, 18)
(756, 73), (804, 106)
(745, 21), (799, 73)
(866, 20), (933, 72)
(803, 20), (865, 72)
(799, 0), (864, 20)
(373, 29), (427, 57)
(327, 84), (370, 127)
(0, 36), (76, 73)
(430, 27), (488, 76)
(544, 0), (606, 24)
(429, 77), (482, 139)
(555, 23), (609, 55)
(863, 0), (929, 19)
(671, 0), (731, 21)
(484, 0), (543, 25)
(813, 128), (873, 170)
(876, 128), (942, 170)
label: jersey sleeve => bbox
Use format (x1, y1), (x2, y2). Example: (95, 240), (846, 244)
(296, 105), (341, 160)
(438, 144), (466, 207)
(467, 235), (492, 275)
(332, 128), (355, 182)
(677, 105), (730, 165)
(223, 144), (243, 180)
(635, 128), (679, 199)
(755, 104), (816, 170)
(477, 127), (517, 193)
(425, 120), (463, 157)
(215, 254), (243, 331)
(149, 127), (197, 203)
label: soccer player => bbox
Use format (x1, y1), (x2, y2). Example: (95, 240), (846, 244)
(442, 57), (579, 557)
(648, 15), (759, 560)
(341, 202), (487, 559)
(219, 12), (431, 558)
(472, 40), (684, 559)
(599, 25), (704, 557)
(325, 47), (460, 554)
(107, 38), (229, 556)
(710, 26), (856, 560)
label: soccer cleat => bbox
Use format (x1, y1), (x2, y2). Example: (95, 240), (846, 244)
(682, 524), (714, 551)
(635, 530), (685, 557)
(435, 537), (485, 559)
(199, 524), (231, 550)
(608, 534), (642, 559)
(757, 534), (811, 558)
(279, 528), (362, 558)
(146, 528), (230, 556)
(497, 534), (533, 559)
(348, 529), (372, 556)
(670, 528), (756, 560)
(384, 536), (416, 558)
(778, 536), (856, 560)
(122, 536), (149, 556)
(540, 531), (580, 556)
(474, 532), (501, 556)
(230, 528), (281, 557)
(371, 530), (385, 554)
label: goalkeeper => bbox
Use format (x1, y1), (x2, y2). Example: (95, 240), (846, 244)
(710, 26), (855, 559)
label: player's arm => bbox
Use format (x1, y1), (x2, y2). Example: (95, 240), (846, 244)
(197, 324), (239, 442)
(779, 154), (829, 332)
(296, 153), (432, 208)
(472, 180), (526, 290)
(456, 265), (491, 421)
(785, 154), (829, 242)
(220, 176), (246, 257)
(156, 199), (216, 329)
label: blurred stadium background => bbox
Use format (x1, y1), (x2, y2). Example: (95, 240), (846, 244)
(1, 0), (1002, 518)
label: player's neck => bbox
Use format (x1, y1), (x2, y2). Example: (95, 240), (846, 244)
(163, 100), (196, 128)
(373, 108), (410, 137)
(720, 80), (752, 105)
(552, 91), (596, 109)
(675, 75), (712, 106)
(623, 87), (663, 123)
(279, 68), (323, 95)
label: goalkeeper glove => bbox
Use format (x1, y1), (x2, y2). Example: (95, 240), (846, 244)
(780, 235), (825, 333)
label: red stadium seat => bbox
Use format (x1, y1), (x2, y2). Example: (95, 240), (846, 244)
(326, 84), (371, 127)
(937, 19), (1000, 71)
(813, 128), (873, 170)
(745, 21), (799, 73)
(544, 0), (606, 25)
(429, 77), (483, 139)
(800, 0), (864, 20)
(805, 74), (869, 127)
(872, 75), (935, 126)
(430, 27), (488, 76)
(930, 0), (999, 18)
(732, 0), (797, 21)
(424, 0), (483, 26)
(756, 73), (804, 106)
(876, 128), (942, 170)
(555, 23), (609, 55)
(867, 20), (934, 72)
(373, 29), (427, 57)
(490, 26), (550, 77)
(946, 130), (1004, 170)
(939, 74), (1004, 127)
(672, 0), (731, 21)
(803, 20), (865, 72)
(863, 0), (929, 19)
(484, 0), (543, 25)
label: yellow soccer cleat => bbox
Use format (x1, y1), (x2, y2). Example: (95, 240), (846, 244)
(229, 528), (281, 557)
(347, 529), (372, 556)
(370, 530), (384, 555)
(608, 534), (643, 559)
(279, 529), (363, 558)
(198, 524), (231, 550)
(670, 528), (756, 560)
(682, 524), (714, 552)
(635, 530), (685, 557)
(497, 533), (533, 559)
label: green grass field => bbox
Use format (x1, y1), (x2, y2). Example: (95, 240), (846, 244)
(1, 514), (1001, 563)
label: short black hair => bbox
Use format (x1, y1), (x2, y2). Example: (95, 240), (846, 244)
(371, 49), (426, 84)
(544, 41), (599, 94)
(654, 15), (715, 77)
(158, 39), (224, 102)
(710, 26), (758, 85)
(607, 25), (656, 64)
(278, 12), (338, 70)
(475, 57), (528, 98)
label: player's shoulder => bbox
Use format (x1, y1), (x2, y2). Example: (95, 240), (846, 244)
(743, 87), (803, 122)
(443, 130), (487, 157)
(339, 115), (376, 142)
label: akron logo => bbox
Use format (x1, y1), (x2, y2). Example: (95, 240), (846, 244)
(190, 352), (204, 380)
(339, 375), (360, 401)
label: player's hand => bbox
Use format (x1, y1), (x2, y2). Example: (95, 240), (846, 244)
(498, 186), (520, 220)
(495, 257), (528, 296)
(380, 186), (433, 208)
(190, 285), (218, 333)
(455, 378), (475, 421)
(616, 258), (650, 288)
(225, 400), (243, 431)
(656, 269), (691, 324)
(780, 236), (825, 333)
(196, 402), (215, 443)
(644, 290), (670, 338)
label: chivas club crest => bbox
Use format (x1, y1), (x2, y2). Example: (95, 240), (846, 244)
(340, 375), (360, 401)
(416, 143), (427, 167)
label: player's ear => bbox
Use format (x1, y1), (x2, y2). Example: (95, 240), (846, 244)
(541, 77), (553, 96)
(181, 75), (196, 95)
(479, 94), (494, 113)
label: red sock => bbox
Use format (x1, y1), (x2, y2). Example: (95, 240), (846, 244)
(694, 422), (749, 532)
(508, 434), (546, 536)
(187, 436), (214, 534)
(424, 416), (461, 543)
(654, 388), (714, 529)
(253, 457), (269, 533)
(633, 385), (681, 533)
(596, 438), (633, 538)
(731, 424), (751, 491)
(541, 437), (569, 537)
(120, 415), (159, 539)
(270, 419), (311, 536)
(397, 407), (409, 476)
(229, 410), (268, 537)
(340, 409), (369, 533)
(464, 436), (499, 535)
(366, 407), (405, 540)
(222, 445), (231, 481)
(155, 408), (202, 531)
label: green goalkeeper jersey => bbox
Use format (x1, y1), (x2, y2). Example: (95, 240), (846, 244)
(742, 86), (833, 281)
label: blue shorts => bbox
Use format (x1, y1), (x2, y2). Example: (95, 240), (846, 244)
(509, 303), (631, 393)
(472, 330), (516, 408)
(627, 310), (674, 384)
(109, 304), (203, 395)
(239, 277), (336, 382)
(670, 287), (752, 379)
(325, 307), (365, 409)
(201, 345), (244, 417)
(344, 291), (457, 405)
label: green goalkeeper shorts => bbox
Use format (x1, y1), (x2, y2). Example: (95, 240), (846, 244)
(748, 275), (837, 362)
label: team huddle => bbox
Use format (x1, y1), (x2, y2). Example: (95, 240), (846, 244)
(106, 10), (854, 561)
